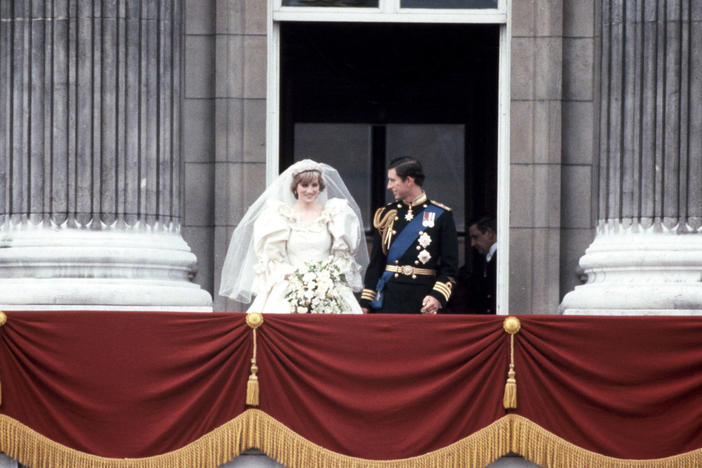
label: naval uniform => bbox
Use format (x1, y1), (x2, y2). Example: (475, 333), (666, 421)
(360, 193), (458, 314)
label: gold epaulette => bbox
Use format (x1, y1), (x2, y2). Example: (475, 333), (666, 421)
(373, 206), (397, 255)
(372, 206), (386, 226)
(430, 200), (452, 211)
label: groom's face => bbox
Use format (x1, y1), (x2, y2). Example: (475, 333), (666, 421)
(387, 168), (414, 202)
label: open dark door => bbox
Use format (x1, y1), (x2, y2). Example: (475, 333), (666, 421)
(280, 21), (498, 267)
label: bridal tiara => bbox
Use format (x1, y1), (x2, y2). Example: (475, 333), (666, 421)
(291, 159), (324, 177)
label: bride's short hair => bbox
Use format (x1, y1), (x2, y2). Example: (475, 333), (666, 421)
(291, 169), (326, 197)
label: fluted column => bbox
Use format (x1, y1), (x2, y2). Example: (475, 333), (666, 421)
(0, 0), (212, 310)
(561, 0), (702, 314)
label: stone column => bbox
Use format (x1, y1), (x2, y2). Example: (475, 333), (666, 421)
(0, 0), (211, 311)
(561, 0), (702, 314)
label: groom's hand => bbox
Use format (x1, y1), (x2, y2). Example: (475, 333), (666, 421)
(421, 296), (440, 314)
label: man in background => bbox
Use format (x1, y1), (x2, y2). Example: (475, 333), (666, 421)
(447, 215), (497, 314)
(467, 215), (497, 314)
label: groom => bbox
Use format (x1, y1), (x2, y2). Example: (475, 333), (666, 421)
(360, 157), (458, 314)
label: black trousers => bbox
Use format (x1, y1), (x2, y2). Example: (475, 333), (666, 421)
(370, 281), (432, 314)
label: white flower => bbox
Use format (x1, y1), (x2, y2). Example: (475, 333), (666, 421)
(285, 258), (349, 314)
(302, 272), (316, 283)
(319, 278), (333, 292)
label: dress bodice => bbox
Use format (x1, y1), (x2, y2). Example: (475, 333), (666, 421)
(243, 198), (365, 313)
(287, 221), (333, 267)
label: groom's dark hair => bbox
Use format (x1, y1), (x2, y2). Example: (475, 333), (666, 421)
(388, 156), (425, 187)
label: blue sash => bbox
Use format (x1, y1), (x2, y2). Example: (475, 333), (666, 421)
(370, 204), (444, 309)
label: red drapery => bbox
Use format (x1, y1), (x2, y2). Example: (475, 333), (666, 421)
(1, 312), (702, 467)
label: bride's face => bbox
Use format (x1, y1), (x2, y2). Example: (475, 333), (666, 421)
(296, 178), (321, 204)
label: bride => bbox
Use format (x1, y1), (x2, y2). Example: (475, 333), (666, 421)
(219, 159), (369, 314)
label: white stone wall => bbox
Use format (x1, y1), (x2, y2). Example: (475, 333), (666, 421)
(183, 0), (216, 302)
(559, 0), (597, 300)
(183, 0), (267, 312)
(509, 1), (597, 314)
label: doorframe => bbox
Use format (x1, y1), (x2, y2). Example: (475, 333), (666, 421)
(265, 0), (511, 315)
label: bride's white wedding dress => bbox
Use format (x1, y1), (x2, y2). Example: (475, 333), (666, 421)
(248, 198), (363, 314)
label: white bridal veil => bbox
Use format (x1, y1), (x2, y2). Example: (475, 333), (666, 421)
(219, 159), (370, 303)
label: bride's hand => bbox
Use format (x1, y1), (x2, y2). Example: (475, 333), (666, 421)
(284, 273), (293, 280)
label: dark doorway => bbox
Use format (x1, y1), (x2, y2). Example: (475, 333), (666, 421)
(280, 21), (499, 265)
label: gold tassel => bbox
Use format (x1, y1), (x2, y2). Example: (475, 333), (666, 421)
(502, 317), (521, 410)
(246, 362), (259, 407)
(245, 313), (264, 407)
(503, 366), (516, 410)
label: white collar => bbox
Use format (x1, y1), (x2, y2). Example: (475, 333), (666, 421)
(486, 243), (498, 263)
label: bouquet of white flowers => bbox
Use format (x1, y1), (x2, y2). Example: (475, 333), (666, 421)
(285, 257), (349, 314)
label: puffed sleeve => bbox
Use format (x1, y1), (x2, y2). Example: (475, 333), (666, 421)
(324, 198), (363, 291)
(250, 201), (295, 297)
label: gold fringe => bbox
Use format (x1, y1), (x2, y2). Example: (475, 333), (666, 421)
(2, 412), (702, 468)
(0, 411), (511, 468)
(0, 412), (253, 468)
(508, 414), (702, 468)
(247, 409), (511, 468)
